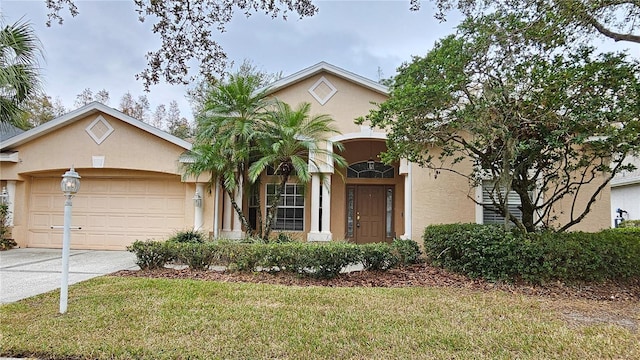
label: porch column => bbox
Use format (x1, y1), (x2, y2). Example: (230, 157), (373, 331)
(6, 180), (15, 226)
(320, 176), (331, 238)
(213, 180), (220, 238)
(221, 191), (232, 234)
(194, 183), (204, 231)
(307, 174), (332, 242)
(400, 159), (412, 239)
(230, 177), (244, 238)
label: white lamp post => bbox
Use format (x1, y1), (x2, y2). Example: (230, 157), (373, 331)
(60, 166), (80, 314)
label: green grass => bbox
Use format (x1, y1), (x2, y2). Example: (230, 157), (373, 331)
(1, 277), (638, 359)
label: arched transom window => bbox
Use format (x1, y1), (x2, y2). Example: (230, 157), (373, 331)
(347, 161), (395, 178)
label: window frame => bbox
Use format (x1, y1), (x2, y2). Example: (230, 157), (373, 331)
(266, 183), (305, 232)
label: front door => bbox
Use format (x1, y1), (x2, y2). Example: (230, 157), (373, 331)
(348, 185), (391, 244)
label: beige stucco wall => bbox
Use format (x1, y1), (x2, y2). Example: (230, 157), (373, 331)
(268, 72), (388, 136)
(1, 112), (186, 180)
(0, 110), (200, 248)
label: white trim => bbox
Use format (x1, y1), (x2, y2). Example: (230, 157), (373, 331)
(475, 184), (483, 224)
(308, 76), (338, 105)
(0, 152), (19, 162)
(401, 162), (412, 240)
(85, 115), (114, 145)
(330, 125), (387, 142)
(0, 102), (192, 151)
(92, 156), (105, 168)
(258, 61), (388, 96)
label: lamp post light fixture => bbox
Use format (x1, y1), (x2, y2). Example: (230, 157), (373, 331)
(59, 166), (80, 314)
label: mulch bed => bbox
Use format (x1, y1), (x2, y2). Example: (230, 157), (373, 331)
(113, 263), (640, 302)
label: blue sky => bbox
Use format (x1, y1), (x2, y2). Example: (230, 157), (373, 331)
(2, 1), (634, 122)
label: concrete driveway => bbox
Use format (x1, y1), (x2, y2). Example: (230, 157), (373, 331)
(0, 248), (139, 303)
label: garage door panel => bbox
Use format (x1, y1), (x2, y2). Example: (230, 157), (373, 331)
(28, 177), (186, 250)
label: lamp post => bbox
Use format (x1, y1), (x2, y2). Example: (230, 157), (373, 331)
(60, 167), (80, 314)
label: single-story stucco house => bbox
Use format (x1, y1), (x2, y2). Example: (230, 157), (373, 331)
(0, 62), (612, 250)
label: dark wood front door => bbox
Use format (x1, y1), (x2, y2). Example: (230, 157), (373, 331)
(355, 185), (386, 244)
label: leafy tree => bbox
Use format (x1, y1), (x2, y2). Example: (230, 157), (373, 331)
(151, 104), (166, 129)
(0, 17), (43, 129)
(363, 15), (640, 232)
(167, 100), (192, 139)
(45, 0), (321, 90)
(249, 101), (346, 240)
(119, 91), (150, 122)
(74, 88), (110, 107)
(19, 93), (66, 128)
(425, 0), (639, 44)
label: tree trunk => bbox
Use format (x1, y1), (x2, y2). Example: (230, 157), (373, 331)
(263, 174), (289, 241)
(226, 187), (253, 235)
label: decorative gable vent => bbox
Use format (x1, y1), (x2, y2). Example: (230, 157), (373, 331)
(308, 76), (337, 105)
(86, 115), (114, 145)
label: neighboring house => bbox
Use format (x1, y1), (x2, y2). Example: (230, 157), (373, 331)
(611, 156), (640, 227)
(0, 62), (612, 250)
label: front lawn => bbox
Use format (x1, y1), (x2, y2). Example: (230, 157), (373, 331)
(1, 276), (638, 359)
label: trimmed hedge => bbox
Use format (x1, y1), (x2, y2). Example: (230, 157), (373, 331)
(128, 238), (422, 278)
(423, 223), (640, 284)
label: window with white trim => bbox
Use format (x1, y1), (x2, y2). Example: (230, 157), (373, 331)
(267, 184), (305, 231)
(481, 180), (523, 225)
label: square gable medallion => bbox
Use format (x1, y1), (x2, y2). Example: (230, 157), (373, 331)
(86, 115), (114, 145)
(308, 76), (337, 105)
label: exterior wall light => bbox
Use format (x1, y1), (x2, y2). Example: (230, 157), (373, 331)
(0, 187), (8, 205)
(193, 191), (203, 208)
(367, 158), (375, 170)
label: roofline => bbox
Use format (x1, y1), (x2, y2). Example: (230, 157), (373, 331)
(258, 61), (389, 96)
(0, 101), (192, 150)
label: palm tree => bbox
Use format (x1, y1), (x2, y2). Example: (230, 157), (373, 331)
(249, 101), (346, 240)
(183, 73), (272, 235)
(0, 18), (43, 129)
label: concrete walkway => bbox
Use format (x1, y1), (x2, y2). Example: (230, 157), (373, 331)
(0, 248), (138, 304)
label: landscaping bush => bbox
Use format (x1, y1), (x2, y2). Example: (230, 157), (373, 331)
(423, 223), (527, 282)
(423, 223), (640, 284)
(167, 229), (206, 243)
(619, 219), (640, 228)
(391, 238), (421, 265)
(127, 240), (175, 270)
(0, 203), (16, 251)
(175, 242), (220, 270)
(303, 242), (362, 278)
(360, 243), (399, 270)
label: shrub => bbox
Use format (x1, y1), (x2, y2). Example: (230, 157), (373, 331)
(423, 223), (640, 284)
(423, 223), (526, 282)
(391, 238), (421, 265)
(168, 229), (206, 243)
(274, 232), (296, 243)
(127, 240), (175, 270)
(619, 219), (640, 228)
(175, 242), (220, 270)
(303, 242), (362, 278)
(0, 204), (16, 251)
(360, 243), (399, 271)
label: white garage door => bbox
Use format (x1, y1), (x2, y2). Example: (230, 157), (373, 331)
(28, 177), (186, 250)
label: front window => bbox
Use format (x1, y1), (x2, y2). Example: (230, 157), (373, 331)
(482, 180), (523, 225)
(267, 184), (305, 231)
